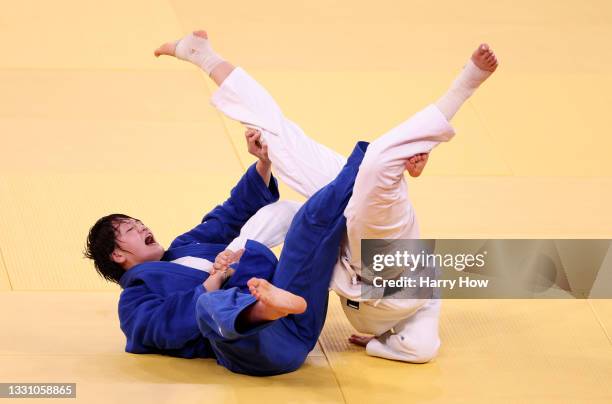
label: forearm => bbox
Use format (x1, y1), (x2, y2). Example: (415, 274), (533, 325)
(255, 160), (272, 187)
(203, 271), (231, 292)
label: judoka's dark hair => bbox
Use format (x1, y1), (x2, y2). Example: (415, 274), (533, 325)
(84, 213), (135, 285)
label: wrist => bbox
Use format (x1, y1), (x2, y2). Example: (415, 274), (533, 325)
(256, 160), (272, 186)
(257, 159), (271, 169)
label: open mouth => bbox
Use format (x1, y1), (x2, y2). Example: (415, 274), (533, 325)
(145, 234), (156, 245)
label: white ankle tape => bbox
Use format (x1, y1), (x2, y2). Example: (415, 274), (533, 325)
(434, 59), (492, 121)
(455, 59), (491, 91)
(175, 33), (225, 74)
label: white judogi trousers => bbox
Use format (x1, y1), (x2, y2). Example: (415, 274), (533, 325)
(212, 67), (455, 363)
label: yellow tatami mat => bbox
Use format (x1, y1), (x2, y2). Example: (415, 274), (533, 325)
(320, 296), (612, 403)
(2, 0), (612, 402)
(0, 292), (344, 404)
(2, 1), (187, 70)
(1, 292), (610, 403)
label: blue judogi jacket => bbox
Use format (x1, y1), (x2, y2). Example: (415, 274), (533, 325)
(117, 163), (280, 358)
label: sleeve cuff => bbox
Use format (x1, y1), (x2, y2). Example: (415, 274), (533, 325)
(195, 283), (207, 296)
(246, 163), (280, 203)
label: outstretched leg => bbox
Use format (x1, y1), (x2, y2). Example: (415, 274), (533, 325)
(341, 44), (499, 278)
(154, 30), (346, 198)
(211, 68), (347, 198)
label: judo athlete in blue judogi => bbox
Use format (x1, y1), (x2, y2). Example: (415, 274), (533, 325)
(86, 138), (367, 376)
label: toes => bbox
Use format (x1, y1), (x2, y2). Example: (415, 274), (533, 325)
(247, 277), (260, 288)
(258, 279), (271, 291)
(154, 42), (176, 57)
(193, 30), (208, 39)
(249, 283), (261, 298)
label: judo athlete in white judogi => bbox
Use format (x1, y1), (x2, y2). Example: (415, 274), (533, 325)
(155, 30), (498, 363)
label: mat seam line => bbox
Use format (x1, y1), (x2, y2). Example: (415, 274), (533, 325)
(0, 245), (14, 291)
(586, 300), (612, 346)
(318, 341), (349, 404)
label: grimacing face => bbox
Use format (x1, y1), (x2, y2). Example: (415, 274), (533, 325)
(111, 218), (165, 270)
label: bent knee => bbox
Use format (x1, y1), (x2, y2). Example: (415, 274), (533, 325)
(351, 153), (409, 204)
(390, 335), (440, 363)
(358, 148), (394, 182)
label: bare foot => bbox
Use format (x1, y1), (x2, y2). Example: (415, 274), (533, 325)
(349, 334), (375, 347)
(471, 43), (498, 73)
(247, 278), (307, 321)
(405, 153), (429, 177)
(154, 30), (208, 57)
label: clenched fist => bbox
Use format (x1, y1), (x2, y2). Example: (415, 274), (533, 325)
(245, 128), (270, 164)
(212, 248), (245, 275)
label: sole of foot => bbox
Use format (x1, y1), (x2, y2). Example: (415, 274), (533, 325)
(248, 278), (307, 318)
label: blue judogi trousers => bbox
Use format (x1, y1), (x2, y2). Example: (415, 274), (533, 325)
(196, 141), (368, 376)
